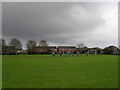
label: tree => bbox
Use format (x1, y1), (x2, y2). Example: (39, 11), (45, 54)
(39, 40), (48, 54)
(102, 48), (113, 55)
(77, 42), (85, 48)
(9, 38), (22, 53)
(0, 39), (6, 54)
(26, 40), (37, 54)
(102, 46), (119, 55)
(96, 49), (102, 54)
(0, 39), (6, 46)
(76, 43), (86, 54)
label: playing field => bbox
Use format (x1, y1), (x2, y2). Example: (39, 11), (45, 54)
(2, 55), (118, 88)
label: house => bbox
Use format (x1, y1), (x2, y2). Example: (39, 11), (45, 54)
(58, 46), (76, 53)
(2, 46), (23, 54)
(36, 46), (57, 53)
(2, 46), (15, 54)
(48, 46), (57, 52)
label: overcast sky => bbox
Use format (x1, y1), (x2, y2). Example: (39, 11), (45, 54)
(2, 2), (118, 49)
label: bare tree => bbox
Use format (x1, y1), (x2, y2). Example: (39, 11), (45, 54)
(77, 42), (85, 48)
(76, 42), (86, 54)
(9, 38), (22, 54)
(0, 39), (6, 54)
(0, 39), (6, 46)
(26, 40), (37, 54)
(39, 40), (48, 54)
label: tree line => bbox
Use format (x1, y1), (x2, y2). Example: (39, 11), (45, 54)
(0, 38), (120, 55)
(0, 38), (48, 54)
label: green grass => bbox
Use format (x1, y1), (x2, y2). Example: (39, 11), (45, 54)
(2, 55), (118, 88)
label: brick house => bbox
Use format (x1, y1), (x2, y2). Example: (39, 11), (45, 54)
(36, 46), (57, 53)
(58, 46), (76, 53)
(2, 46), (15, 54)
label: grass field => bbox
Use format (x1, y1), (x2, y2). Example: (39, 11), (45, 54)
(2, 55), (118, 88)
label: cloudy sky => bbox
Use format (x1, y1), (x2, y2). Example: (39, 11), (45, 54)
(2, 2), (118, 49)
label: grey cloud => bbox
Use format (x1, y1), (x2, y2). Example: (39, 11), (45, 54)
(2, 2), (117, 48)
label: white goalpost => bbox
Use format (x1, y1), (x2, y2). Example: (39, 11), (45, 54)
(88, 49), (97, 56)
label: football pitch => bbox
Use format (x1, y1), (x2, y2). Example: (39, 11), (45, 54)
(2, 55), (118, 88)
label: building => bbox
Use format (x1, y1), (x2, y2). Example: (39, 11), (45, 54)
(2, 46), (15, 54)
(36, 46), (57, 53)
(48, 46), (57, 52)
(2, 45), (23, 54)
(58, 46), (76, 53)
(2, 46), (17, 54)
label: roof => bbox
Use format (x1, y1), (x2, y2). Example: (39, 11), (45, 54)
(58, 46), (76, 48)
(36, 46), (56, 48)
(3, 46), (14, 47)
(47, 46), (56, 48)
